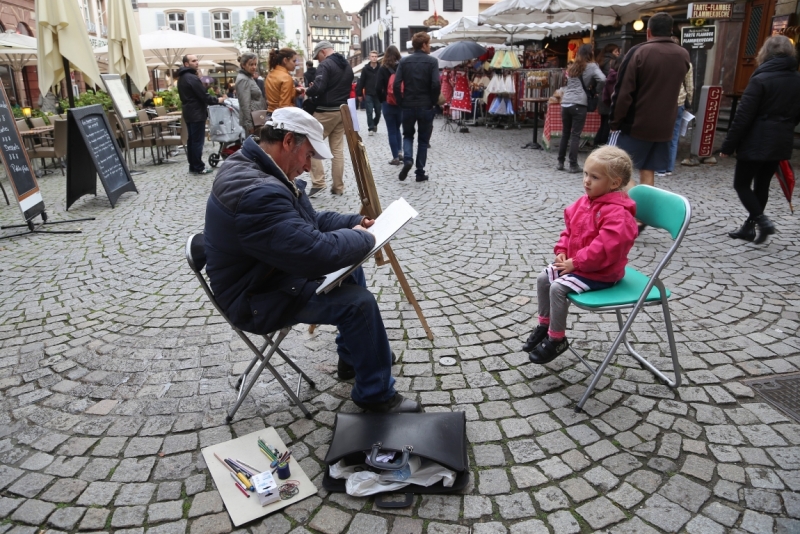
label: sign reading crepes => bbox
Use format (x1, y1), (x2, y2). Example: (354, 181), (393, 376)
(691, 85), (723, 158)
(687, 3), (732, 19)
(681, 26), (716, 49)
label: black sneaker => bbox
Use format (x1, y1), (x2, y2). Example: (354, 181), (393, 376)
(308, 187), (323, 198)
(415, 174), (429, 182)
(522, 324), (548, 353)
(354, 393), (422, 413)
(529, 336), (569, 364)
(399, 163), (412, 181)
(337, 360), (355, 380)
(567, 164), (582, 174)
(556, 162), (565, 171)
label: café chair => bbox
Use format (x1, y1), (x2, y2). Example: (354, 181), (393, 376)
(30, 117), (47, 129)
(566, 185), (691, 412)
(185, 233), (315, 422)
(155, 106), (167, 116)
(113, 113), (155, 165)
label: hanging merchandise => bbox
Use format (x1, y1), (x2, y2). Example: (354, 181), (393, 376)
(503, 74), (516, 95)
(501, 52), (521, 69)
(440, 69), (454, 103)
(567, 39), (583, 63)
(491, 50), (506, 70)
(451, 71), (472, 112)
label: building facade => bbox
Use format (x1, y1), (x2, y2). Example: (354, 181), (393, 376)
(306, 0), (351, 57)
(346, 11), (361, 64)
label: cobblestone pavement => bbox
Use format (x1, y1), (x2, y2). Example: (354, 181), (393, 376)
(0, 111), (799, 534)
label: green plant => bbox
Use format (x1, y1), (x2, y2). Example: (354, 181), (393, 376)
(11, 107), (53, 124)
(157, 88), (181, 110)
(59, 90), (114, 111)
(235, 10), (284, 58)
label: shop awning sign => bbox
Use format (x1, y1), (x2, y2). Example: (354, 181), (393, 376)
(687, 3), (732, 19)
(681, 26), (716, 49)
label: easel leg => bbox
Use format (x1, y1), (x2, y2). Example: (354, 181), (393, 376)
(383, 244), (434, 341)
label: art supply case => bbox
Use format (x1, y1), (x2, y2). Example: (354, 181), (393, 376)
(322, 412), (469, 506)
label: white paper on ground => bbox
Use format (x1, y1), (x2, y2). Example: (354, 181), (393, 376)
(201, 427), (317, 526)
(316, 198), (419, 294)
(680, 109), (695, 137)
(348, 98), (359, 131)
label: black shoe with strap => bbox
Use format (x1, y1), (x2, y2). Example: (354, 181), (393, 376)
(522, 324), (548, 353)
(529, 336), (569, 365)
(728, 218), (756, 241)
(753, 214), (776, 244)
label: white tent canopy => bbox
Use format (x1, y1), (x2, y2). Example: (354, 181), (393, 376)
(0, 31), (37, 72)
(479, 0), (673, 27)
(432, 16), (550, 44)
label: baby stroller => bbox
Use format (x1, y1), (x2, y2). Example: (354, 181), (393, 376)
(207, 99), (245, 167)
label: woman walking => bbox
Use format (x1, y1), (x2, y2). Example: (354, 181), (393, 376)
(266, 48), (303, 113)
(376, 45), (403, 165)
(235, 53), (266, 135)
(558, 44), (605, 173)
(720, 35), (800, 244)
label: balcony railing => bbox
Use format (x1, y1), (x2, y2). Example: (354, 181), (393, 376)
(87, 21), (97, 34)
(101, 25), (108, 37)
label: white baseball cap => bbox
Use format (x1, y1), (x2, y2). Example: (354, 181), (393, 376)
(266, 107), (332, 160)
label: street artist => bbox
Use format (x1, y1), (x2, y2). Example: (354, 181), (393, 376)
(203, 107), (421, 414)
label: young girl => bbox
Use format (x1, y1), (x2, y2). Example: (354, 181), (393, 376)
(524, 146), (639, 364)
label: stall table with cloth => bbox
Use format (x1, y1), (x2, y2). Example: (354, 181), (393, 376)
(542, 103), (601, 151)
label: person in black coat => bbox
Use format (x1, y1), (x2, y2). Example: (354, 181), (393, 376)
(356, 51), (382, 134)
(177, 54), (225, 175)
(720, 35), (800, 244)
(303, 61), (316, 87)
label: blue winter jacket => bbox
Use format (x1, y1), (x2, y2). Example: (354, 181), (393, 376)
(204, 136), (373, 334)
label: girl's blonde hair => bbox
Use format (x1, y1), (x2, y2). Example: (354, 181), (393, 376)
(585, 146), (633, 190)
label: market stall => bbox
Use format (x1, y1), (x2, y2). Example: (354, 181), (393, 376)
(542, 102), (602, 150)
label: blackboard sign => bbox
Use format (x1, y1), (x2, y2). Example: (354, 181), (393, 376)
(0, 82), (45, 222)
(66, 104), (137, 209)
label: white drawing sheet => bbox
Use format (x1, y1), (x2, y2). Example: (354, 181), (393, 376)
(316, 197), (418, 294)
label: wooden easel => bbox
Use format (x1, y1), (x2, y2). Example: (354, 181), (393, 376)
(338, 103), (433, 341)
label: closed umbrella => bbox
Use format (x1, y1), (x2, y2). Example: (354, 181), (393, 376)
(107, 0), (149, 92)
(775, 160), (795, 213)
(36, 0), (102, 107)
(437, 41), (488, 62)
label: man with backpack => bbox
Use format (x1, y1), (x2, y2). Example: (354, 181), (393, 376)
(305, 41), (354, 196)
(393, 32), (440, 182)
(376, 45), (403, 165)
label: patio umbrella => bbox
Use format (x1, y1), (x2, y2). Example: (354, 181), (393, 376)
(775, 160), (795, 213)
(433, 16), (550, 44)
(430, 47), (464, 68)
(437, 41), (488, 62)
(36, 0), (103, 107)
(0, 31), (37, 102)
(480, 0), (674, 40)
(107, 0), (149, 93)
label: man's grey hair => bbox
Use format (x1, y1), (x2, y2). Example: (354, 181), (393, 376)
(757, 35), (796, 66)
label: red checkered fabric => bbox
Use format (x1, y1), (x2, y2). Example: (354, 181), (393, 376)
(543, 103), (602, 149)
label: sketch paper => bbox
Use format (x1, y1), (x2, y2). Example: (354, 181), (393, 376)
(316, 197), (418, 294)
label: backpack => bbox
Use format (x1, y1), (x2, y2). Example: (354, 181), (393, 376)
(387, 72), (403, 106)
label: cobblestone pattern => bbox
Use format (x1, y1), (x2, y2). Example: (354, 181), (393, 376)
(0, 112), (798, 533)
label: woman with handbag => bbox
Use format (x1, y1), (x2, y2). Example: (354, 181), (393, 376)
(235, 53), (267, 135)
(266, 48), (303, 114)
(720, 35), (800, 244)
(557, 44), (605, 173)
(376, 46), (403, 165)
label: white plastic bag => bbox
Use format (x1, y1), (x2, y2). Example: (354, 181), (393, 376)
(340, 457), (457, 497)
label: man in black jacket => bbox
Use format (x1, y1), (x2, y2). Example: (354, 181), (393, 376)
(303, 61), (316, 87)
(305, 41), (354, 196)
(356, 51), (381, 135)
(394, 32), (440, 182)
(177, 54), (225, 175)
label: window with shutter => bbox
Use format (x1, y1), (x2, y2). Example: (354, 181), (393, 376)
(409, 0), (420, 10)
(420, 0), (429, 10)
(443, 0), (452, 10)
(399, 28), (409, 50)
(454, 0), (462, 11)
(156, 12), (165, 29)
(187, 12), (196, 34)
(202, 12), (211, 38)
(277, 11), (285, 39)
(167, 12), (185, 31)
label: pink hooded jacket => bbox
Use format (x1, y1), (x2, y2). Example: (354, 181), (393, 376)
(554, 191), (638, 283)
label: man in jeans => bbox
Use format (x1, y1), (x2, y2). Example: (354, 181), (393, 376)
(305, 41), (354, 196)
(177, 54), (225, 175)
(356, 51), (381, 135)
(393, 32), (440, 182)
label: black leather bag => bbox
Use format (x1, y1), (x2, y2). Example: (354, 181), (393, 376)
(302, 96), (317, 115)
(322, 412), (469, 506)
(579, 74), (599, 113)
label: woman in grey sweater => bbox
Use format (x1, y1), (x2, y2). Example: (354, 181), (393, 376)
(558, 44), (606, 173)
(235, 53), (266, 135)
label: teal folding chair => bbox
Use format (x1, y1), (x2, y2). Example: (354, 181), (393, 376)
(568, 185), (692, 412)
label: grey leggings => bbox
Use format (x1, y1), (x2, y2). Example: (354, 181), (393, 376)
(537, 270), (574, 335)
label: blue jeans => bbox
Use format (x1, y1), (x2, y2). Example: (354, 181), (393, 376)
(382, 102), (402, 159)
(660, 105), (685, 173)
(402, 106), (435, 176)
(365, 95), (381, 131)
(186, 121), (207, 173)
(292, 267), (395, 404)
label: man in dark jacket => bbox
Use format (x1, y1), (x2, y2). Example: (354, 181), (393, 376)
(356, 51), (381, 135)
(177, 54), (225, 175)
(609, 13), (689, 188)
(204, 107), (420, 413)
(305, 41), (354, 196)
(303, 61), (316, 88)
(394, 32), (440, 182)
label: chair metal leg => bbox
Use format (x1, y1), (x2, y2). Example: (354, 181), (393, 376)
(273, 345), (316, 389)
(568, 346), (597, 375)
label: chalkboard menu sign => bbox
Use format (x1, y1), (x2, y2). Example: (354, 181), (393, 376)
(0, 82), (45, 222)
(66, 104), (137, 209)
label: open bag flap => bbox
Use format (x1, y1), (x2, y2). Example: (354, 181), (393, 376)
(324, 412), (467, 472)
